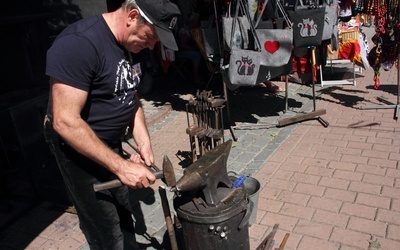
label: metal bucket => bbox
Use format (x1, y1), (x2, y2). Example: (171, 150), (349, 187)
(243, 177), (260, 226)
(174, 186), (250, 250)
(228, 175), (260, 226)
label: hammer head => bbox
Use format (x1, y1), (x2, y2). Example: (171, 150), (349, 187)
(162, 155), (176, 187)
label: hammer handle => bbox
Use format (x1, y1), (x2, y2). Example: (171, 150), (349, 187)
(93, 179), (122, 192)
(93, 170), (163, 192)
(125, 141), (161, 172)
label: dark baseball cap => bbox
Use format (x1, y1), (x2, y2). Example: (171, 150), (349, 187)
(136, 0), (181, 51)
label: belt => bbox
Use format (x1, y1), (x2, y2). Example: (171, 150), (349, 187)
(102, 139), (122, 148)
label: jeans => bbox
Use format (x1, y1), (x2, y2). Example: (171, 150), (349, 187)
(43, 117), (140, 249)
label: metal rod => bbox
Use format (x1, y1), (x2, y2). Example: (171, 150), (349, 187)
(213, 0), (237, 141)
(93, 169), (165, 192)
(256, 223), (279, 250)
(396, 52), (400, 120)
(93, 179), (122, 192)
(276, 233), (290, 250)
(285, 74), (289, 113)
(311, 46), (317, 111)
(185, 103), (195, 159)
(159, 186), (179, 250)
(125, 140), (161, 172)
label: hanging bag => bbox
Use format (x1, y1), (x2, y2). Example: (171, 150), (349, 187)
(322, 0), (339, 41)
(226, 0), (263, 87)
(200, 18), (220, 56)
(287, 0), (326, 48)
(254, 0), (293, 67)
(222, 1), (251, 50)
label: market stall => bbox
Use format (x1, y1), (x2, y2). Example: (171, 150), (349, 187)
(357, 0), (400, 119)
(322, 17), (369, 86)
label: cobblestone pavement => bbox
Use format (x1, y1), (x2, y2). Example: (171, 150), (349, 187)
(2, 26), (400, 250)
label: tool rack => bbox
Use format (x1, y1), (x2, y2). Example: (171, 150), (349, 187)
(185, 90), (226, 161)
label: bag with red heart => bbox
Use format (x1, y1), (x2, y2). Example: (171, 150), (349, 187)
(254, 0), (293, 67)
(256, 28), (293, 67)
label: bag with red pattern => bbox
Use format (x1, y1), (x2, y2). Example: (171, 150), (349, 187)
(225, 0), (263, 87)
(254, 0), (293, 67)
(287, 0), (325, 48)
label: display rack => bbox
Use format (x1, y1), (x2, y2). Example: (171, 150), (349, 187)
(355, 0), (399, 119)
(277, 47), (329, 128)
(360, 53), (400, 120)
(320, 59), (361, 86)
(320, 24), (366, 87)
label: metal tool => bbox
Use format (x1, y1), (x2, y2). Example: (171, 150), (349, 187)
(170, 140), (233, 206)
(159, 186), (178, 250)
(124, 140), (163, 174)
(256, 224), (279, 250)
(185, 90), (227, 161)
(276, 233), (290, 250)
(93, 155), (176, 192)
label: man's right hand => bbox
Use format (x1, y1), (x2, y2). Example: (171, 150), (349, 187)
(117, 161), (156, 189)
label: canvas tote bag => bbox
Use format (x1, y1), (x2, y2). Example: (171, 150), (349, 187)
(322, 0), (339, 41)
(254, 0), (293, 67)
(222, 1), (251, 50)
(287, 0), (325, 48)
(226, 0), (263, 87)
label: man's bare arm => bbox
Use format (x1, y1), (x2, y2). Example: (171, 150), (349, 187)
(51, 79), (156, 188)
(131, 92), (154, 166)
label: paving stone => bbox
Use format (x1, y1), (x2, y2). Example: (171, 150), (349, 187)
(297, 236), (340, 250)
(307, 196), (342, 213)
(348, 181), (382, 195)
(293, 220), (333, 240)
(330, 228), (370, 249)
(312, 210), (349, 228)
(356, 193), (391, 209)
(376, 209), (400, 225)
(294, 183), (326, 197)
(280, 203), (315, 220)
(347, 217), (387, 237)
(277, 190), (310, 206)
(324, 188), (357, 203)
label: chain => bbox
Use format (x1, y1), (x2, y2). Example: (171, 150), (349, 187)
(354, 0), (364, 12)
(366, 0), (376, 14)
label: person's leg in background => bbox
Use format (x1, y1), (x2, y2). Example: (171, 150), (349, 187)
(176, 49), (205, 85)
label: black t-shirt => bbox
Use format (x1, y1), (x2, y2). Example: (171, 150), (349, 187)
(46, 14), (141, 141)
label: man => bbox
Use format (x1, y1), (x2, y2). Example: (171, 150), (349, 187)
(43, 0), (180, 248)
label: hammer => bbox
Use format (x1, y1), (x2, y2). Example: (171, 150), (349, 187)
(93, 155), (175, 191)
(93, 142), (176, 191)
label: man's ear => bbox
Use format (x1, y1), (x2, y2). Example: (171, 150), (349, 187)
(127, 9), (140, 25)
